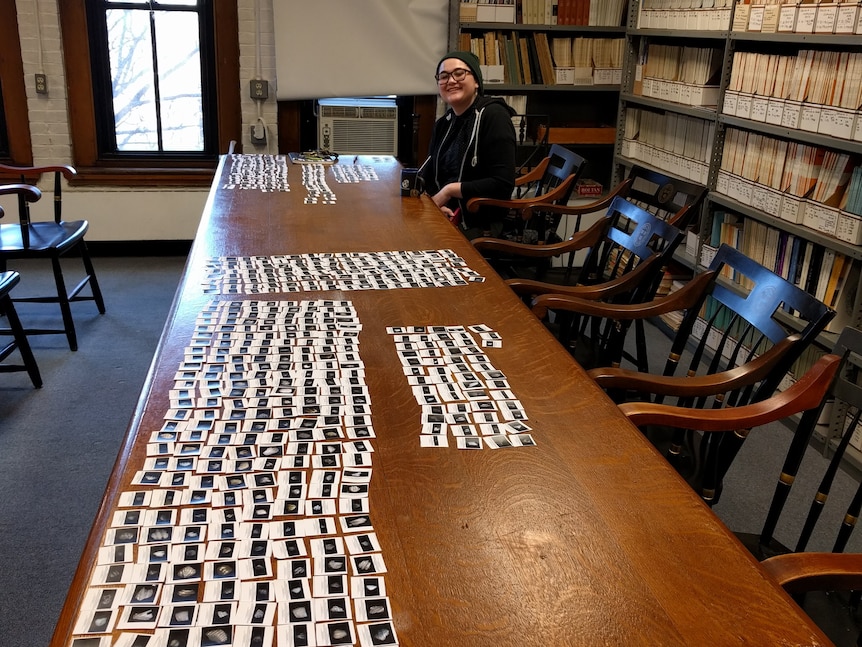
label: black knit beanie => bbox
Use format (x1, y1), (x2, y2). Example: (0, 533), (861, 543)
(437, 50), (484, 95)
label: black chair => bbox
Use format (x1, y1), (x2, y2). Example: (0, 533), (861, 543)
(540, 244), (834, 502)
(474, 165), (707, 285)
(0, 165), (105, 351)
(465, 143), (586, 247)
(0, 269), (42, 388)
(482, 196), (685, 368)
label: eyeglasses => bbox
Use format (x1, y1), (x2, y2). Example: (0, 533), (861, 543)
(435, 68), (472, 84)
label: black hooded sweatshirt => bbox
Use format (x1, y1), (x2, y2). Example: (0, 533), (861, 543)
(420, 95), (517, 232)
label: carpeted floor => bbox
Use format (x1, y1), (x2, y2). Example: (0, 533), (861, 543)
(1, 254), (862, 645)
(0, 255), (188, 646)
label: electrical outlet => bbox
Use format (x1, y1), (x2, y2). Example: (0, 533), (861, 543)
(35, 73), (47, 95)
(249, 79), (269, 100)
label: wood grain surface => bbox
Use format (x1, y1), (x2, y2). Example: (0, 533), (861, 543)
(50, 155), (833, 646)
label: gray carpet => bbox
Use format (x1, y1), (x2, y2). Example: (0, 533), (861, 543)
(1, 255), (861, 645)
(0, 255), (187, 646)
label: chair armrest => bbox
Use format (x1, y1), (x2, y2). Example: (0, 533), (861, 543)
(466, 174), (576, 214)
(473, 214), (610, 259)
(0, 163), (76, 181)
(0, 183), (42, 202)
(530, 270), (716, 319)
(762, 551), (862, 595)
(589, 335), (802, 398)
(509, 254), (660, 301)
(514, 158), (549, 187)
(520, 177), (634, 220)
(618, 352), (839, 429)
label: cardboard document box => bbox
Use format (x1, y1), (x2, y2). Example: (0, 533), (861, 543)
(480, 65), (505, 85)
(837, 210), (862, 245)
(814, 3), (839, 32)
(781, 101), (803, 129)
(555, 67), (576, 85)
(796, 3), (818, 32)
(778, 4), (799, 31)
(723, 91), (739, 116)
(752, 185), (783, 218)
(766, 98), (785, 125)
(735, 93), (754, 119)
(460, 2), (478, 22)
(803, 200), (840, 236)
(594, 68), (619, 85)
(732, 3), (751, 30)
(819, 106), (856, 139)
(750, 96), (770, 121)
(799, 103), (822, 132)
(748, 5), (765, 30)
(684, 84), (720, 107)
(836, 2), (860, 33)
(780, 193), (806, 224)
(716, 169), (732, 196)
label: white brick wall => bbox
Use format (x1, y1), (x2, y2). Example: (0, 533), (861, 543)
(2, 0), (280, 240)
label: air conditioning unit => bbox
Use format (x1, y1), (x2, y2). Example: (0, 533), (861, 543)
(318, 97), (398, 156)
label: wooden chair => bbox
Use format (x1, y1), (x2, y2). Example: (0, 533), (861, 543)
(483, 195), (685, 368)
(465, 144), (585, 250)
(620, 336), (862, 645)
(0, 269), (42, 388)
(0, 165), (105, 351)
(473, 165), (706, 285)
(538, 244), (835, 501)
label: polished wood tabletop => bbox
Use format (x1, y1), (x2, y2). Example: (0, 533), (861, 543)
(52, 155), (832, 646)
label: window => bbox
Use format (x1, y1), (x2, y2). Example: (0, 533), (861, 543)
(60, 0), (240, 185)
(87, 0), (216, 157)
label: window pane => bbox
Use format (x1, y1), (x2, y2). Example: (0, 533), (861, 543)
(107, 9), (158, 151)
(154, 12), (203, 151)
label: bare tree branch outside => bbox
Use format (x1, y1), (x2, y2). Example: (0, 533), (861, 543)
(106, 3), (204, 152)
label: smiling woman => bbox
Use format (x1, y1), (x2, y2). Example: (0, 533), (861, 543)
(420, 50), (517, 240)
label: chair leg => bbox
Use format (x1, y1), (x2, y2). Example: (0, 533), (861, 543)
(51, 255), (78, 351)
(0, 292), (42, 388)
(79, 241), (106, 314)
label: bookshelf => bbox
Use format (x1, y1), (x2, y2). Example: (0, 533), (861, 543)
(450, 1), (630, 186)
(614, 0), (862, 471)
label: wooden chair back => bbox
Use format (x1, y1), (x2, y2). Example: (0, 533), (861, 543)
(655, 243), (834, 500)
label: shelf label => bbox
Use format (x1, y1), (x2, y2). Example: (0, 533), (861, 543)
(761, 4), (780, 31)
(799, 104), (822, 132)
(748, 5), (765, 31)
(732, 3), (751, 30)
(796, 5), (817, 32)
(765, 99), (785, 125)
(837, 211), (862, 245)
(750, 97), (769, 122)
(716, 171), (730, 196)
(781, 101), (802, 129)
(778, 5), (797, 31)
(803, 202), (839, 236)
(836, 4), (859, 33)
(735, 93), (753, 119)
(722, 91), (738, 116)
(815, 4), (839, 32)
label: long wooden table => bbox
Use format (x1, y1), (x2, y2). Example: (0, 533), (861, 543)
(51, 155), (833, 646)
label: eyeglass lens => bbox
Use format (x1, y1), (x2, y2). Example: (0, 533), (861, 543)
(436, 69), (471, 84)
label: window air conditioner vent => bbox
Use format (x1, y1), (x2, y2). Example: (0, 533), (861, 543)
(318, 98), (398, 156)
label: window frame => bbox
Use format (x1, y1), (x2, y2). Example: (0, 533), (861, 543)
(0, 0), (34, 166)
(59, 0), (240, 186)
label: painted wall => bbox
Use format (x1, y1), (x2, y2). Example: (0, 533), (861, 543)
(0, 0), (278, 241)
